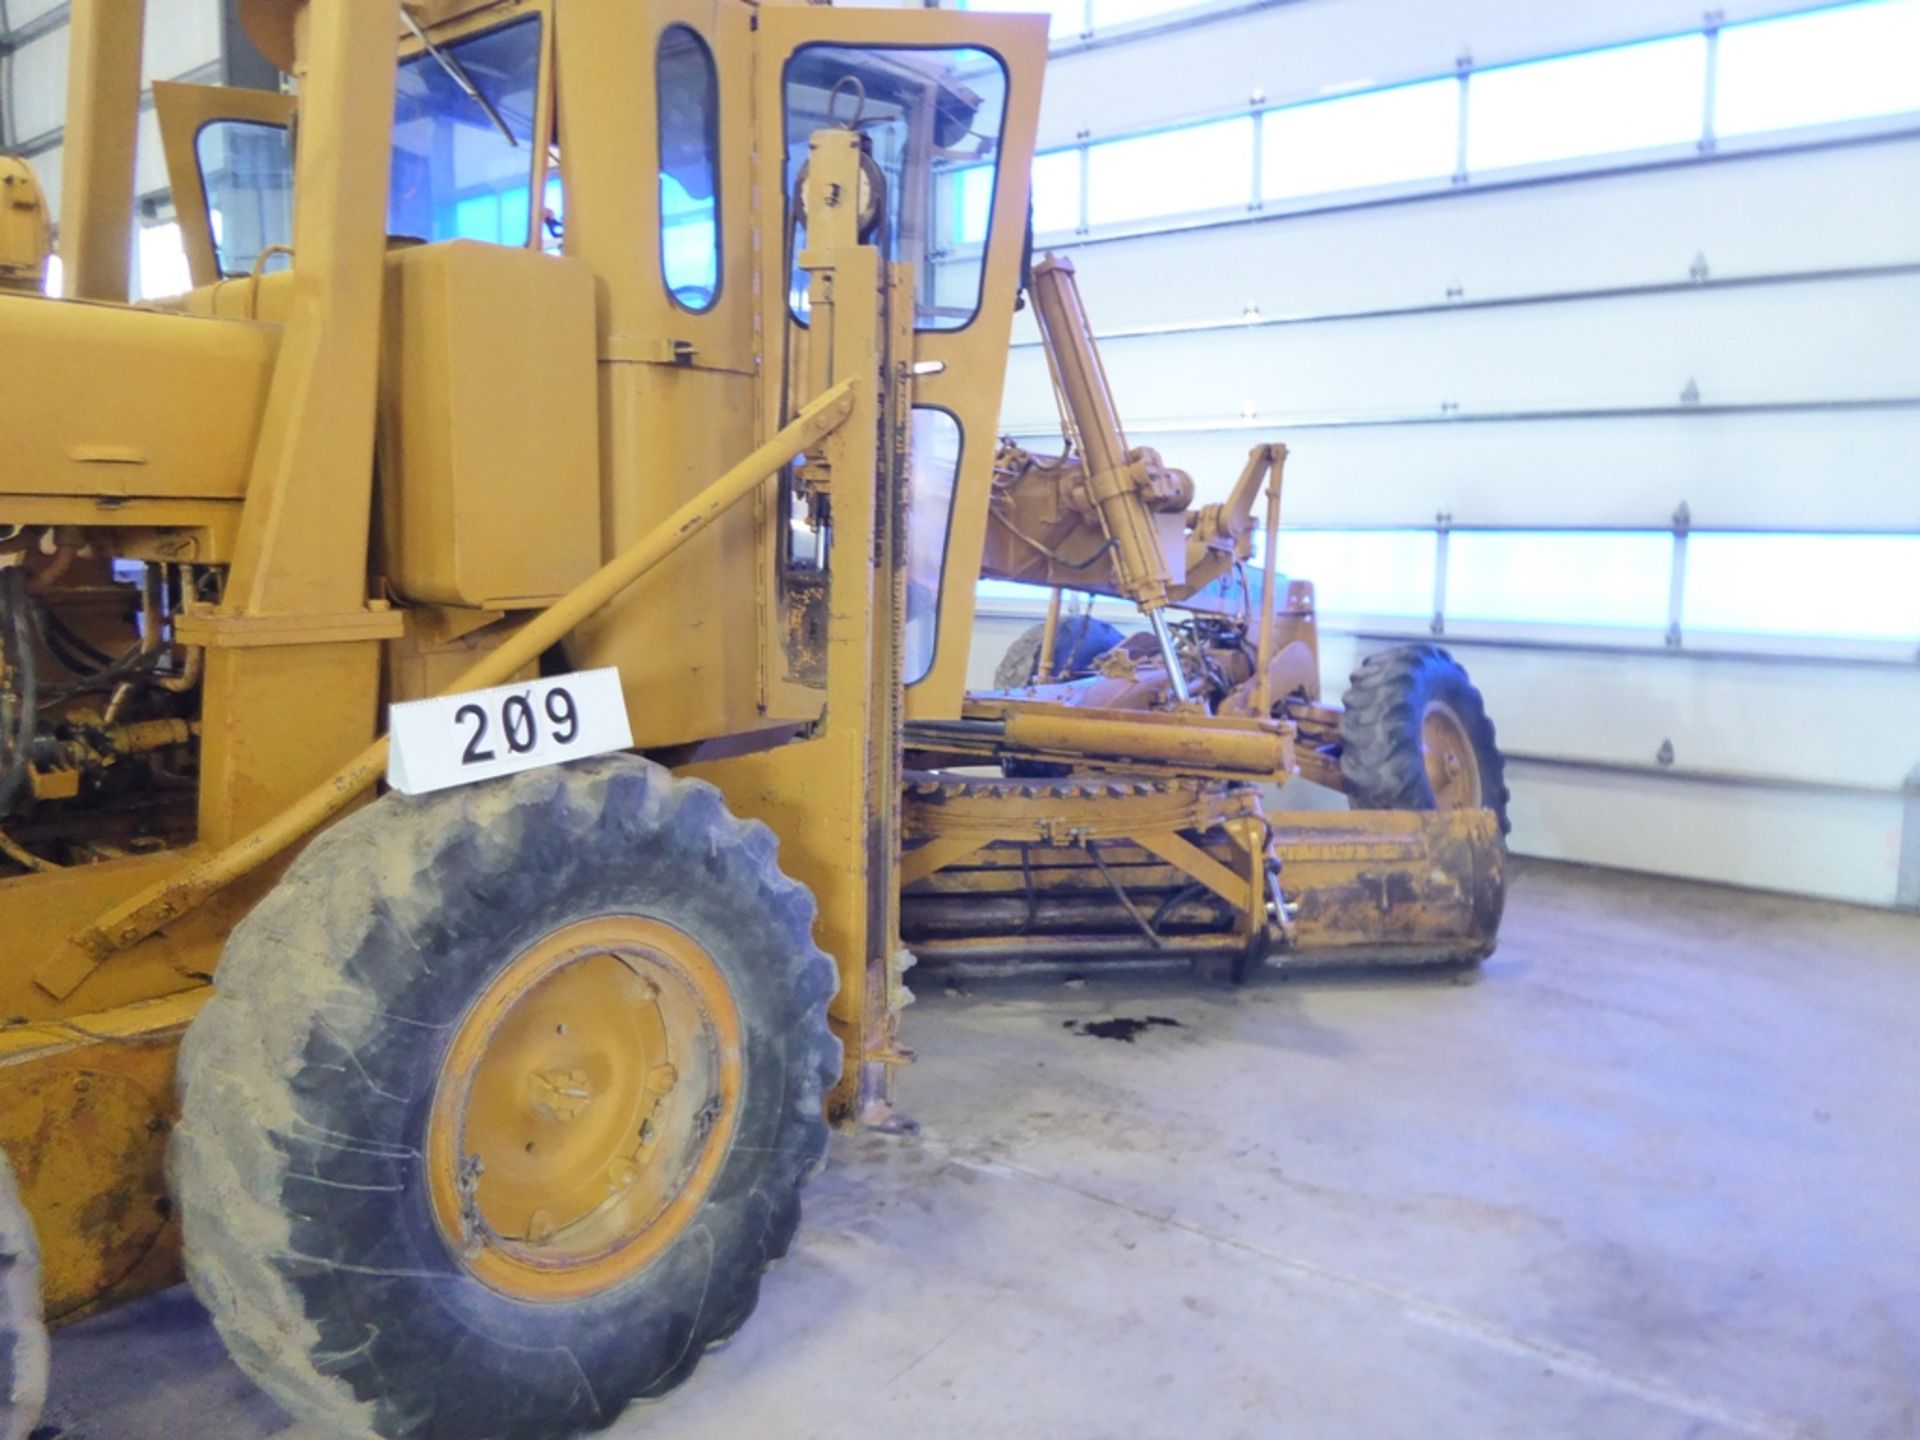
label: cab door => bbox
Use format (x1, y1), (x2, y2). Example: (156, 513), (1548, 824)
(752, 7), (1049, 721)
(153, 81), (295, 289)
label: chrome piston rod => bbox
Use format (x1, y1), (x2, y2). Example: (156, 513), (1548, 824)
(1146, 609), (1194, 705)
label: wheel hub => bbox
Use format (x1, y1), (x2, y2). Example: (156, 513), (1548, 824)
(426, 916), (741, 1302)
(1419, 699), (1483, 811)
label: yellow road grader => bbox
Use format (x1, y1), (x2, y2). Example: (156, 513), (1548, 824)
(0, 1), (1505, 1435)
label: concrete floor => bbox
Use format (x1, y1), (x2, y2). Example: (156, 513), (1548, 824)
(40, 859), (1920, 1440)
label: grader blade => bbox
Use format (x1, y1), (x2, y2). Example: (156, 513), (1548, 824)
(1269, 807), (1504, 969)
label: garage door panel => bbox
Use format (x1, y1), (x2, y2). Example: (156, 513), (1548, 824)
(1025, 140), (1920, 333)
(1506, 761), (1907, 906)
(1036, 0), (1817, 150)
(1038, 409), (1920, 528)
(1003, 278), (1920, 427)
(1420, 647), (1920, 792)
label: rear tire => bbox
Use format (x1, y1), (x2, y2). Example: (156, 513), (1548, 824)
(0, 1154), (47, 1440)
(173, 755), (838, 1440)
(1339, 644), (1510, 835)
(993, 615), (1124, 689)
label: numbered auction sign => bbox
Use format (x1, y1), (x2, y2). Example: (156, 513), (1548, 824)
(386, 668), (634, 797)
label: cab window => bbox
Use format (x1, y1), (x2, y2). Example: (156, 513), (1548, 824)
(904, 409), (963, 683)
(195, 119), (293, 277)
(782, 46), (1008, 331)
(657, 25), (721, 310)
(389, 17), (543, 245)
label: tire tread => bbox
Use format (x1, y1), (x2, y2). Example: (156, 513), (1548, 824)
(1337, 644), (1511, 834)
(173, 756), (838, 1440)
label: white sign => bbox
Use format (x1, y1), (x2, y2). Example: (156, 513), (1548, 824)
(387, 668), (634, 797)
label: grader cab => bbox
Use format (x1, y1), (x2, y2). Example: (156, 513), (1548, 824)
(0, 1), (1502, 1436)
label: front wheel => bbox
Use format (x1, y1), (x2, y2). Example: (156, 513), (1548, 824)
(1338, 644), (1510, 834)
(993, 614), (1124, 689)
(173, 756), (838, 1440)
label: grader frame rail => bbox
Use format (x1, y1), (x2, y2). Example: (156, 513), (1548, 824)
(0, 2), (1504, 1436)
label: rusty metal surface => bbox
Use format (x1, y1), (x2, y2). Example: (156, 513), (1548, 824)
(0, 991), (204, 1324)
(1273, 808), (1506, 965)
(904, 774), (1504, 970)
(902, 770), (1269, 960)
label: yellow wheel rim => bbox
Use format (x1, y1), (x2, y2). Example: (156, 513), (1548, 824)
(425, 916), (742, 1303)
(1420, 699), (1483, 811)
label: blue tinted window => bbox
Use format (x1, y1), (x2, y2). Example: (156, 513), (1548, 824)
(954, 165), (994, 245)
(905, 409), (963, 684)
(389, 17), (542, 244)
(541, 173), (564, 254)
(1716, 0), (1920, 137)
(658, 25), (720, 310)
(195, 119), (292, 277)
(784, 46), (1009, 331)
(976, 579), (1051, 604)
(1468, 34), (1706, 172)
(454, 193), (504, 242)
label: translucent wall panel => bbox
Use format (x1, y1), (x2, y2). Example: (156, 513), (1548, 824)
(5, 0), (67, 26)
(959, 0), (1084, 40)
(1262, 79), (1458, 200)
(955, 148), (1082, 244)
(1683, 534), (1920, 639)
(7, 29), (70, 144)
(135, 222), (191, 300)
(1270, 529), (1435, 618)
(976, 579), (1055, 606)
(1092, 0), (1200, 29)
(143, 0), (222, 86)
(1032, 148), (1083, 234)
(1086, 117), (1253, 226)
(1716, 0), (1920, 137)
(1467, 34), (1708, 172)
(1447, 531), (1671, 628)
(953, 166), (992, 246)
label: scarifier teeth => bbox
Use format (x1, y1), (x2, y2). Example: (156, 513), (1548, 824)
(899, 773), (1196, 807)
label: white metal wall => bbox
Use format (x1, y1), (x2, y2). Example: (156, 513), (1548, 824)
(976, 0), (1920, 907)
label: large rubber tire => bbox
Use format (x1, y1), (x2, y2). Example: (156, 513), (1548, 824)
(173, 756), (838, 1440)
(992, 615), (1124, 689)
(1339, 644), (1510, 834)
(0, 1155), (47, 1440)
